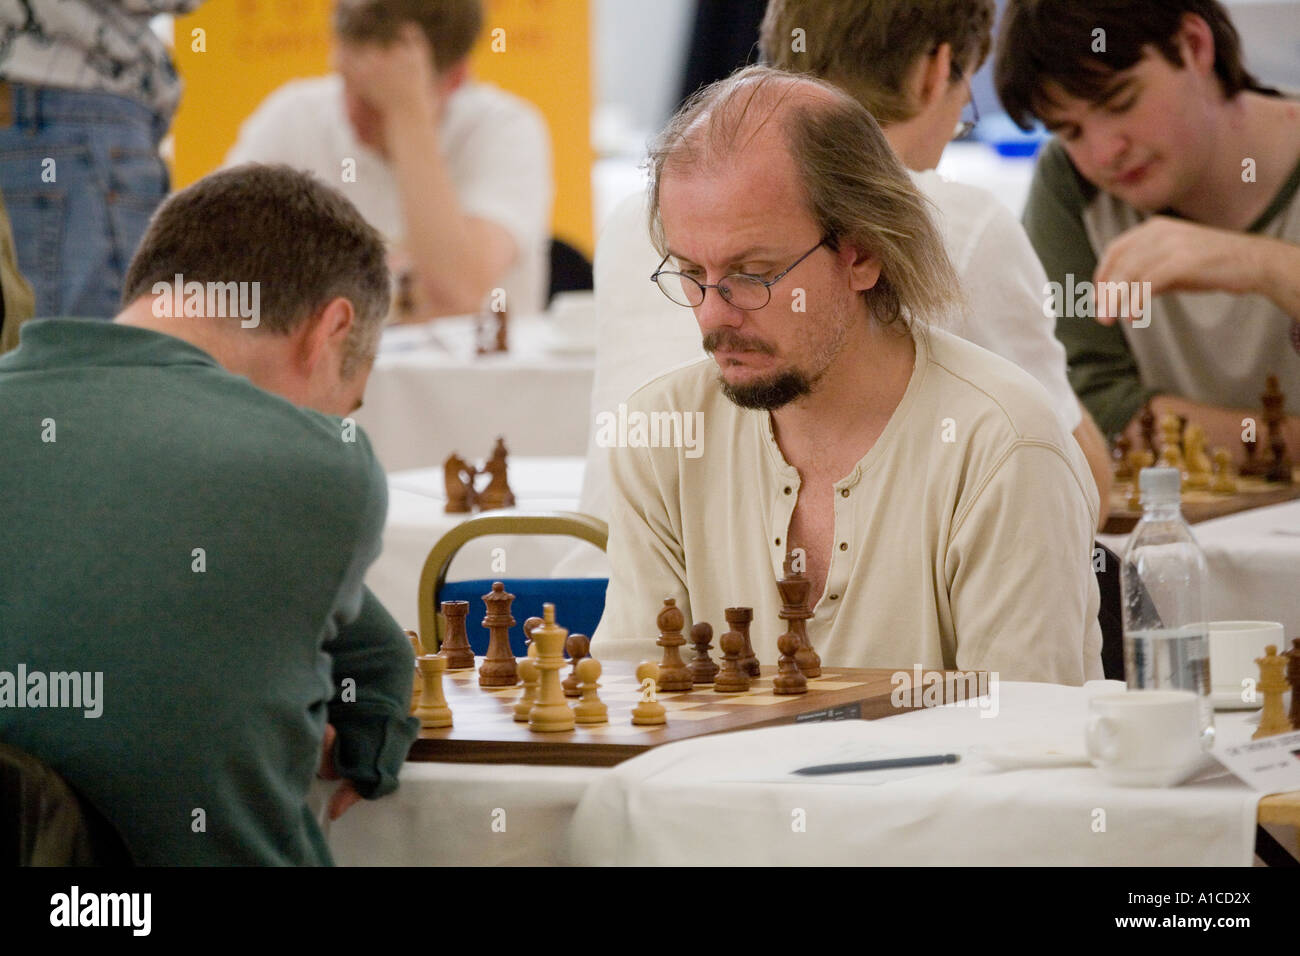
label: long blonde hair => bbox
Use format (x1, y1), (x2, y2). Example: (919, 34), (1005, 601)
(647, 66), (960, 331)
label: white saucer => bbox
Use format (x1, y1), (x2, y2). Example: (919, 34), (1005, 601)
(973, 742), (1092, 770)
(1212, 690), (1263, 711)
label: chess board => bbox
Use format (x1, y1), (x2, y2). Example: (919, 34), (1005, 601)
(1104, 469), (1300, 534)
(409, 659), (959, 767)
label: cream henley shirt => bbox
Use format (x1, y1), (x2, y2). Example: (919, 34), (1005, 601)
(593, 324), (1104, 685)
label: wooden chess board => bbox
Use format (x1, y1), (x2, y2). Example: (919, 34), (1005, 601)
(1104, 468), (1300, 534)
(409, 659), (969, 767)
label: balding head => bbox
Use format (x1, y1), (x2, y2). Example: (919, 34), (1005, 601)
(648, 65), (958, 330)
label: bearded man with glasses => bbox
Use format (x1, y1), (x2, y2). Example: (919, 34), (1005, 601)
(591, 67), (1104, 685)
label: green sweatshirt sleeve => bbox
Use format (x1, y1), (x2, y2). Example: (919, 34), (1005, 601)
(325, 586), (419, 799)
(1022, 139), (1156, 437)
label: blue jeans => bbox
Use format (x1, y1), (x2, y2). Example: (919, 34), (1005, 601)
(0, 83), (169, 319)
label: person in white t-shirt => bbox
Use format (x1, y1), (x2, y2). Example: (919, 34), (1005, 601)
(226, 0), (552, 318)
(755, 0), (1112, 518)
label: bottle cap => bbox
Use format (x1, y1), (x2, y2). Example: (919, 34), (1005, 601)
(1139, 466), (1181, 505)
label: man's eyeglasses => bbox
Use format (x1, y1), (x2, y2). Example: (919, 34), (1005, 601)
(651, 238), (830, 310)
(951, 63), (979, 141)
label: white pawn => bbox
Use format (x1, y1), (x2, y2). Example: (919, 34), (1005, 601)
(415, 655), (453, 729)
(631, 661), (666, 726)
(573, 657), (608, 724)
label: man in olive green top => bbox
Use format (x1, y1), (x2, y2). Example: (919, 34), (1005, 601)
(997, 0), (1300, 457)
(0, 164), (418, 865)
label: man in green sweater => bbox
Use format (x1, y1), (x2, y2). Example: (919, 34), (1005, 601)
(996, 0), (1300, 460)
(0, 164), (419, 865)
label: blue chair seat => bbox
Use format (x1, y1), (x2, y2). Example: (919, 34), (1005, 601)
(439, 578), (608, 656)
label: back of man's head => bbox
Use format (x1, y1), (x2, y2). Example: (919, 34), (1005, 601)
(759, 0), (995, 124)
(648, 65), (959, 331)
(121, 164), (390, 379)
(995, 0), (1266, 131)
(334, 0), (483, 72)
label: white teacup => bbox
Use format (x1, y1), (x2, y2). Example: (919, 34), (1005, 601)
(1084, 690), (1205, 787)
(1208, 621), (1285, 707)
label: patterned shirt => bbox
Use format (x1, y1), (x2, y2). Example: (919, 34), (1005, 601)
(0, 0), (203, 117)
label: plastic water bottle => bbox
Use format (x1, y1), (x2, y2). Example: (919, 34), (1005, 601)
(1120, 467), (1214, 747)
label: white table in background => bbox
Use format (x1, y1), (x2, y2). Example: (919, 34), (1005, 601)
(353, 315), (595, 473)
(365, 457), (610, 632)
(1099, 499), (1300, 639)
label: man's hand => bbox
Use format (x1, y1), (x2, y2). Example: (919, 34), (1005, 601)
(336, 25), (440, 133)
(318, 722), (363, 821)
(1093, 217), (1263, 324)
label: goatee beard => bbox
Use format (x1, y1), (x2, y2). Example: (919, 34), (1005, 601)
(719, 370), (812, 410)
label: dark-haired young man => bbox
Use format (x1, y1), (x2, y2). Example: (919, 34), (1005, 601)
(997, 0), (1300, 456)
(227, 0), (552, 318)
(0, 164), (418, 865)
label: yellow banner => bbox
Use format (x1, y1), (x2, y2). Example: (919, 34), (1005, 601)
(172, 0), (592, 254)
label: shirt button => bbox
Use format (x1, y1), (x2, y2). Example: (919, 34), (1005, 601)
(774, 537), (781, 546)
(839, 542), (848, 551)
(840, 489), (849, 498)
(829, 594), (839, 600)
(783, 486), (792, 495)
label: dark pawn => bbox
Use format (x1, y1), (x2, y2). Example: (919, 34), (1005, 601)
(562, 632), (590, 698)
(688, 621), (718, 685)
(714, 629), (750, 693)
(773, 631), (808, 695)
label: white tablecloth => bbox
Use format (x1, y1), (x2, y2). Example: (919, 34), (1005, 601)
(353, 315), (595, 472)
(1099, 499), (1300, 639)
(565, 682), (1265, 866)
(314, 764), (603, 867)
(365, 457), (611, 632)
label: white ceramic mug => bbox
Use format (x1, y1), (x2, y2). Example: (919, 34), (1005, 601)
(1084, 690), (1205, 787)
(1208, 621), (1285, 706)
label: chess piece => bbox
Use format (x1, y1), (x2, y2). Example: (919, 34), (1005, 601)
(1139, 403), (1156, 457)
(1253, 645), (1292, 739)
(772, 631), (808, 695)
(654, 598), (694, 691)
(630, 661), (667, 725)
(528, 603), (575, 732)
(443, 453), (476, 513)
(1184, 424), (1211, 490)
(1113, 434), (1133, 482)
(439, 600), (475, 669)
(726, 606), (759, 678)
(405, 629), (423, 711)
(1287, 638), (1300, 731)
(394, 269), (417, 324)
(573, 657), (608, 725)
(523, 616), (544, 651)
(1126, 452), (1154, 511)
(1262, 375), (1292, 483)
(514, 653), (540, 722)
(1210, 449), (1238, 494)
(713, 628), (750, 694)
(415, 654), (453, 728)
(1157, 414), (1186, 483)
(778, 558), (821, 678)
(477, 437), (516, 509)
(476, 307), (509, 354)
(562, 632), (590, 698)
(688, 622), (718, 685)
(478, 581), (519, 687)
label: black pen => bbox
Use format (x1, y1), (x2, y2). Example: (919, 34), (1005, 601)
(792, 754), (961, 776)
